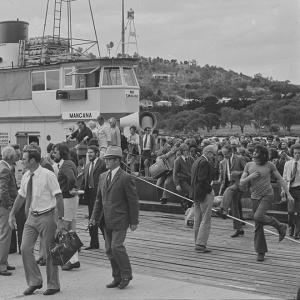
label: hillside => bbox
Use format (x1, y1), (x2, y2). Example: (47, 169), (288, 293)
(136, 56), (300, 103)
(135, 56), (300, 135)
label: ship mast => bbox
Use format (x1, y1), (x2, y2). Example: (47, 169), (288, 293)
(122, 0), (125, 57)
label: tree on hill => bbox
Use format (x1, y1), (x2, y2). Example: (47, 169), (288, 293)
(220, 107), (236, 129)
(250, 100), (273, 133)
(202, 95), (219, 114)
(231, 108), (252, 133)
(203, 113), (220, 132)
(271, 105), (300, 133)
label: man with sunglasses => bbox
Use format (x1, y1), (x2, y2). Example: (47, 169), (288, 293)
(90, 146), (139, 289)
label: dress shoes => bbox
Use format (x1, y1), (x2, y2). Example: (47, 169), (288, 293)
(7, 265), (15, 271)
(106, 278), (121, 288)
(278, 224), (287, 242)
(118, 278), (131, 289)
(214, 207), (227, 219)
(43, 288), (60, 296)
(231, 229), (244, 238)
(195, 245), (211, 253)
(289, 226), (295, 237)
(257, 253), (265, 262)
(160, 198), (168, 205)
(23, 284), (43, 295)
(61, 261), (80, 271)
(84, 245), (99, 250)
(0, 270), (12, 276)
(36, 258), (46, 266)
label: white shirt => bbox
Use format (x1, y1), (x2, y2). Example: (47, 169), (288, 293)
(226, 154), (234, 181)
(19, 165), (61, 212)
(53, 159), (64, 178)
(110, 166), (120, 181)
(143, 134), (151, 150)
(97, 124), (111, 149)
(89, 158), (98, 175)
(291, 159), (300, 188)
(14, 160), (24, 188)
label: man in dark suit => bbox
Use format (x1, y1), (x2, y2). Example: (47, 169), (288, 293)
(173, 143), (194, 210)
(81, 145), (106, 250)
(0, 146), (18, 276)
(217, 144), (246, 237)
(90, 146), (139, 289)
(191, 145), (216, 253)
(53, 143), (79, 271)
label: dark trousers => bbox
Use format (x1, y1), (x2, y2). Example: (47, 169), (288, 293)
(104, 227), (132, 280)
(178, 180), (192, 209)
(16, 203), (26, 251)
(10, 203), (26, 253)
(221, 186), (243, 230)
(288, 187), (300, 237)
(252, 195), (283, 254)
(221, 179), (244, 220)
(86, 188), (100, 247)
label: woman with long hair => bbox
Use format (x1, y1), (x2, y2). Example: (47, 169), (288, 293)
(240, 144), (294, 262)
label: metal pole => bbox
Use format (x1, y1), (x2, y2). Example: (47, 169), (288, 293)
(122, 0), (125, 57)
(88, 0), (101, 57)
(40, 0), (50, 64)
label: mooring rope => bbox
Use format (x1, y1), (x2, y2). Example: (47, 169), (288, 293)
(121, 162), (300, 245)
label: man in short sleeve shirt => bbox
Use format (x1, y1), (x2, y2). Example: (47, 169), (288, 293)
(9, 149), (64, 296)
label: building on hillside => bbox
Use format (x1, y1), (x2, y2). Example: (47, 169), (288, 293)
(152, 73), (176, 81)
(140, 99), (154, 108)
(217, 97), (232, 104)
(175, 96), (197, 106)
(155, 100), (172, 107)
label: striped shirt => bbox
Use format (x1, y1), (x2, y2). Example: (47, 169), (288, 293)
(244, 161), (277, 199)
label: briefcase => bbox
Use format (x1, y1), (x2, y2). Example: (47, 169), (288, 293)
(50, 231), (83, 266)
(149, 159), (170, 179)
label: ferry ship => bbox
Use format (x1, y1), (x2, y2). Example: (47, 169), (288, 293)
(0, 19), (140, 152)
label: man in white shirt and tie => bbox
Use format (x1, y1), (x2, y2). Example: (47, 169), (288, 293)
(141, 127), (155, 177)
(9, 149), (65, 296)
(283, 143), (300, 239)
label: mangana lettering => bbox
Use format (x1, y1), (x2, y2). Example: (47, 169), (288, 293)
(69, 112), (92, 118)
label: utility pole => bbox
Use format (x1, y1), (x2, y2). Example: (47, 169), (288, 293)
(122, 0), (125, 57)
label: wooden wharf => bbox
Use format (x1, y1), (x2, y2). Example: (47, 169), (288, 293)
(76, 206), (300, 300)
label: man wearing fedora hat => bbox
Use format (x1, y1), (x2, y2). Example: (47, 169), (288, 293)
(90, 146), (139, 289)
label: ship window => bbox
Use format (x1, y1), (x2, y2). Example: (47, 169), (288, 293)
(123, 68), (137, 86)
(102, 67), (122, 86)
(46, 70), (59, 90)
(32, 72), (45, 91)
(64, 68), (73, 86)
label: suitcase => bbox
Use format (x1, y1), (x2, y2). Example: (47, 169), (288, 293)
(50, 231), (83, 266)
(149, 159), (170, 179)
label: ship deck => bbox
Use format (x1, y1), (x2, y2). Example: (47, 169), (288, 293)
(76, 205), (300, 300)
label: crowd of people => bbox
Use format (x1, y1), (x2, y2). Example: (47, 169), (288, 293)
(0, 114), (300, 298)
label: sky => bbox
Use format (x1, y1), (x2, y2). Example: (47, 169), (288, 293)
(1, 0), (300, 84)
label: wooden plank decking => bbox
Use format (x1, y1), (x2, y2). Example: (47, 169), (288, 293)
(75, 206), (300, 300)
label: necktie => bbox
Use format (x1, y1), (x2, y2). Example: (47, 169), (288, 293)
(25, 173), (34, 217)
(290, 161), (298, 184)
(144, 134), (148, 149)
(107, 171), (112, 186)
(89, 161), (95, 188)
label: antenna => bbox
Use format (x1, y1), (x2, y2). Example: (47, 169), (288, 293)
(24, 0), (101, 66)
(117, 3), (139, 57)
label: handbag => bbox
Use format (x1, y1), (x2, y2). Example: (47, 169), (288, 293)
(149, 159), (170, 179)
(50, 231), (83, 266)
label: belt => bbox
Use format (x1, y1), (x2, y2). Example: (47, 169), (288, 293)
(31, 207), (55, 217)
(290, 186), (300, 190)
